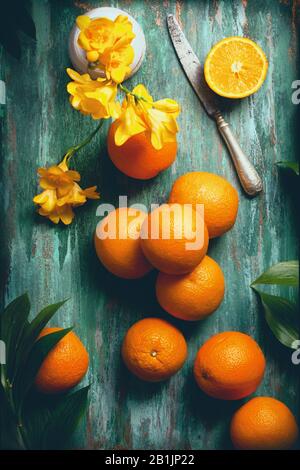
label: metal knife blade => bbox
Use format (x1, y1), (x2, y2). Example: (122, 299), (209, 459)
(166, 14), (263, 196)
(167, 14), (219, 117)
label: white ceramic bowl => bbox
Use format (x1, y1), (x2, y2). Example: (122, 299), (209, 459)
(69, 7), (146, 80)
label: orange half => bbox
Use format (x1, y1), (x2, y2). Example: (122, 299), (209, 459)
(204, 37), (268, 99)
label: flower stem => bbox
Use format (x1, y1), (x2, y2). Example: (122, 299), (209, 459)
(119, 83), (131, 95)
(64, 120), (104, 164)
(5, 379), (27, 449)
(119, 84), (149, 104)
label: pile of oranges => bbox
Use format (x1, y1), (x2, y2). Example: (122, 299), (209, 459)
(93, 166), (298, 449)
(95, 171), (239, 321)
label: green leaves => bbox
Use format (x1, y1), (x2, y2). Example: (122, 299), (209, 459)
(0, 293), (30, 384)
(276, 161), (299, 175)
(15, 328), (73, 403)
(23, 300), (68, 348)
(22, 386), (90, 450)
(0, 295), (89, 450)
(251, 261), (299, 349)
(251, 261), (299, 287)
(40, 386), (90, 449)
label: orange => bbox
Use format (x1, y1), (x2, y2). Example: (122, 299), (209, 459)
(122, 317), (187, 382)
(169, 172), (238, 238)
(35, 327), (89, 394)
(140, 203), (209, 275)
(94, 207), (153, 279)
(204, 37), (268, 98)
(107, 122), (177, 180)
(194, 331), (265, 400)
(231, 397), (299, 450)
(156, 256), (225, 321)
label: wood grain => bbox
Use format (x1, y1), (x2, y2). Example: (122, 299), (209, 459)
(0, 0), (299, 449)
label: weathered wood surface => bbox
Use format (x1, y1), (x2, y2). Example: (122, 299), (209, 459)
(0, 0), (299, 450)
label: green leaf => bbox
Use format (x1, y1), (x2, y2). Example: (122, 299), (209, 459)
(14, 300), (68, 380)
(0, 294), (31, 382)
(40, 386), (90, 450)
(15, 327), (73, 403)
(0, 387), (21, 449)
(1, 295), (87, 450)
(251, 261), (299, 287)
(26, 300), (68, 343)
(276, 161), (299, 175)
(21, 392), (56, 449)
(253, 288), (299, 349)
(0, 293), (30, 343)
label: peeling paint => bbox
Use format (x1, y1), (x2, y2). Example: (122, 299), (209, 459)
(74, 1), (94, 11)
(175, 0), (183, 27)
(214, 3), (222, 27)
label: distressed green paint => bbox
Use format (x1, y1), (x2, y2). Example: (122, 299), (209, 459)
(0, 0), (299, 450)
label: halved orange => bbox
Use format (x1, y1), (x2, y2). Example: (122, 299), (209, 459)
(204, 37), (268, 99)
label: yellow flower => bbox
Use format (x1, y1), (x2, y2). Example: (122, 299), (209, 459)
(113, 85), (180, 150)
(66, 68), (120, 119)
(76, 14), (135, 84)
(142, 102), (180, 150)
(114, 95), (147, 146)
(33, 158), (100, 225)
(101, 45), (134, 84)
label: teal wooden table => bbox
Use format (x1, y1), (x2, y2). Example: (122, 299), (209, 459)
(1, 0), (299, 450)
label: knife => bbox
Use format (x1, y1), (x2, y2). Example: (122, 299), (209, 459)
(167, 14), (263, 197)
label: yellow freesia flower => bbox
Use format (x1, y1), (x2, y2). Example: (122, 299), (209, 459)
(142, 103), (180, 150)
(76, 14), (135, 84)
(33, 158), (99, 225)
(113, 85), (180, 150)
(114, 95), (147, 146)
(101, 45), (134, 84)
(66, 68), (120, 119)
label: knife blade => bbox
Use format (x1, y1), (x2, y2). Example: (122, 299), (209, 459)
(166, 13), (263, 197)
(167, 14), (219, 117)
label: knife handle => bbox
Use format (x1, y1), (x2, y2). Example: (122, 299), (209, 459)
(214, 112), (263, 197)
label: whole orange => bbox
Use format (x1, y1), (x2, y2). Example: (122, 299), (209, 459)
(122, 318), (187, 382)
(194, 331), (265, 400)
(156, 256), (225, 321)
(94, 207), (153, 279)
(169, 172), (239, 238)
(107, 122), (177, 180)
(231, 397), (299, 450)
(140, 203), (209, 275)
(35, 327), (89, 394)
